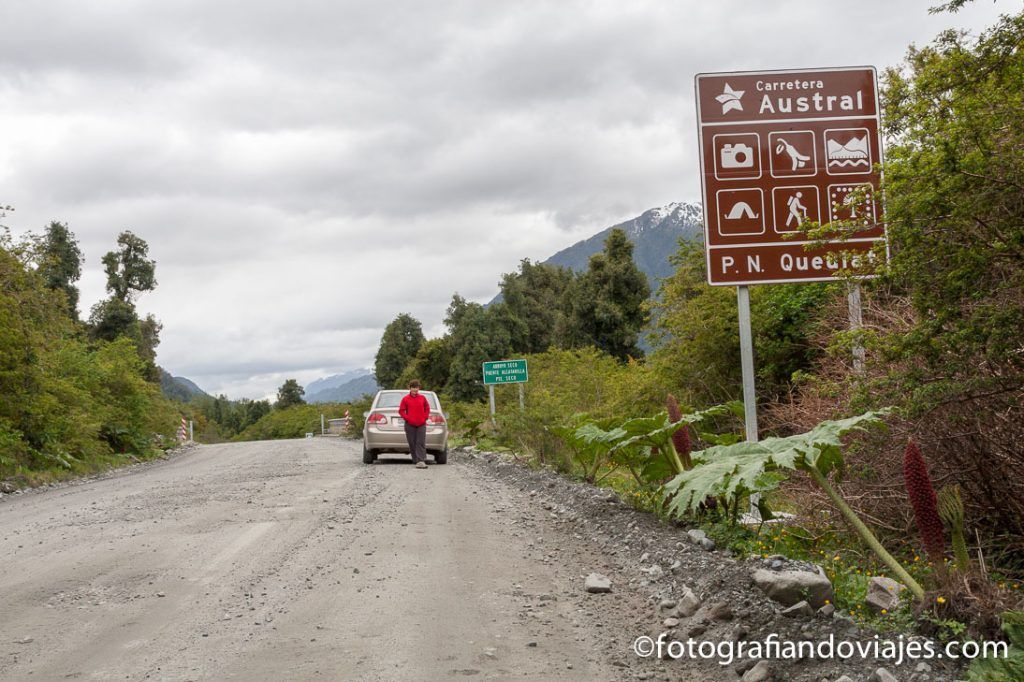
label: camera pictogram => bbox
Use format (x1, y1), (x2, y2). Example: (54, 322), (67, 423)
(713, 133), (761, 181)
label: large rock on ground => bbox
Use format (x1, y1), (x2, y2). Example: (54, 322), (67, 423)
(676, 587), (702, 617)
(584, 573), (612, 593)
(751, 568), (834, 608)
(865, 577), (906, 614)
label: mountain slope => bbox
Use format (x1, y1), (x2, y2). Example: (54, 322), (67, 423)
(544, 202), (703, 283)
(490, 202), (702, 307)
(159, 369), (210, 402)
(305, 369), (373, 398)
(305, 374), (380, 404)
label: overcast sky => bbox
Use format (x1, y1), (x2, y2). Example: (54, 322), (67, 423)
(0, 0), (1013, 399)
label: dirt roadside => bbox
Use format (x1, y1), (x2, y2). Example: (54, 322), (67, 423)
(0, 439), (956, 681)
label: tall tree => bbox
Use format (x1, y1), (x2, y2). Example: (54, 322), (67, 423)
(35, 221), (84, 319)
(374, 313), (426, 389)
(275, 379), (305, 409)
(444, 295), (511, 401)
(558, 229), (650, 360)
(102, 230), (157, 303)
(397, 336), (453, 391)
(88, 231), (161, 381)
(498, 259), (574, 354)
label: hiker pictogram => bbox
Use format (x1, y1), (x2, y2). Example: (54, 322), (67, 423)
(771, 186), (820, 234)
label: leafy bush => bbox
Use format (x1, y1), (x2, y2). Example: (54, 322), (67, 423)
(234, 403), (350, 441)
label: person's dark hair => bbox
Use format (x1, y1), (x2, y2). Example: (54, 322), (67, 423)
(408, 379), (421, 389)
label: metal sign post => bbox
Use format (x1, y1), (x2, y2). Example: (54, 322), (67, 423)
(488, 385), (496, 426)
(737, 286), (759, 443)
(737, 286), (761, 518)
(848, 282), (866, 373)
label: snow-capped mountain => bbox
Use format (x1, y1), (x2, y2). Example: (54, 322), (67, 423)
(542, 201), (703, 285)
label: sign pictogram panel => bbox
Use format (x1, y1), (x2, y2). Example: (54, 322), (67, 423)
(695, 67), (887, 285)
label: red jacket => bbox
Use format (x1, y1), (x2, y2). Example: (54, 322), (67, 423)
(399, 393), (431, 427)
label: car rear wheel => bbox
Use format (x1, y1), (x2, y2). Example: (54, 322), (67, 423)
(362, 444), (376, 464)
(434, 447), (448, 465)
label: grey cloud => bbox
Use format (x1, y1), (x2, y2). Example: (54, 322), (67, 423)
(1, 0), (1010, 397)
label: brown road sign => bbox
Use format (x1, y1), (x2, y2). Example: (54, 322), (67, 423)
(695, 67), (887, 285)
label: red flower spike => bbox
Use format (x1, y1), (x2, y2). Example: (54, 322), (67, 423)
(666, 393), (692, 469)
(903, 440), (946, 568)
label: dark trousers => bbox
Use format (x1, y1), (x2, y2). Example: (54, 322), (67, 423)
(404, 423), (427, 462)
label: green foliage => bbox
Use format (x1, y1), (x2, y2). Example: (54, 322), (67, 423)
(374, 312), (425, 389)
(966, 611), (1024, 682)
(397, 336), (452, 391)
(558, 229), (650, 361)
(101, 230), (156, 303)
(938, 484), (972, 573)
(234, 403), (348, 441)
(648, 240), (832, 406)
(877, 11), (1024, 409)
(551, 403), (739, 486)
(663, 411), (889, 517)
(191, 394), (271, 440)
(663, 410), (925, 599)
(346, 394), (373, 437)
(443, 295), (510, 401)
(0, 240), (180, 484)
(498, 258), (575, 354)
(32, 221), (83, 319)
(87, 230), (161, 380)
(275, 379), (305, 410)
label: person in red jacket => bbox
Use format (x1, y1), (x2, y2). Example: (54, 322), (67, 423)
(399, 379), (431, 469)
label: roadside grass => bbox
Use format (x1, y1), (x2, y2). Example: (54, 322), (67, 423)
(0, 448), (171, 490)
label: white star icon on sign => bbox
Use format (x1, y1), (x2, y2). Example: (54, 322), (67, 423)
(716, 83), (744, 114)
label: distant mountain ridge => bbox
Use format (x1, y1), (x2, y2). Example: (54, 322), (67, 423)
(490, 202), (702, 306)
(305, 371), (379, 404)
(159, 369), (209, 402)
(305, 369), (373, 398)
(544, 202), (703, 282)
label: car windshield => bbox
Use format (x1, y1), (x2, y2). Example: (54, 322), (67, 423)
(375, 391), (439, 409)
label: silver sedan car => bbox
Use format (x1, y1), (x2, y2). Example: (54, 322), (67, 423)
(362, 390), (449, 464)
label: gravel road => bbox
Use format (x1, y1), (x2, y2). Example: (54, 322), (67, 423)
(0, 439), (668, 681)
(1, 439), (954, 682)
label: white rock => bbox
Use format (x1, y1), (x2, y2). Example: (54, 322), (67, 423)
(869, 668), (899, 682)
(780, 600), (814, 618)
(585, 573), (612, 593)
(866, 576), (906, 614)
(751, 568), (834, 608)
(741, 660), (771, 682)
(677, 587), (702, 617)
(686, 529), (707, 545)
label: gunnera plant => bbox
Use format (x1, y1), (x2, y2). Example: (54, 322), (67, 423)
(938, 484), (971, 573)
(904, 440), (947, 572)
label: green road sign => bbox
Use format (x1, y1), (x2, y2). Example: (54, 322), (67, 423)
(482, 359), (528, 385)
